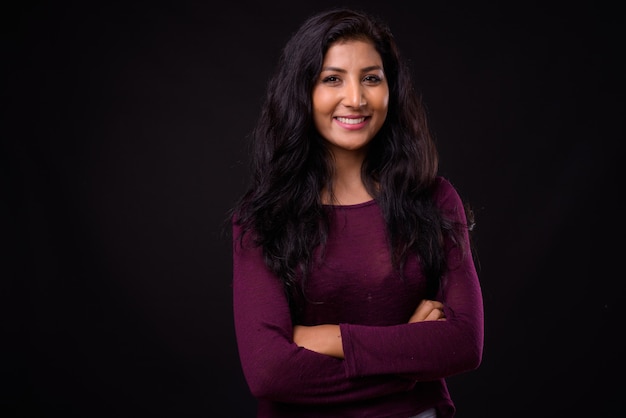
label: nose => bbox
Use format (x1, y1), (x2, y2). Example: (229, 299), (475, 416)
(343, 80), (366, 108)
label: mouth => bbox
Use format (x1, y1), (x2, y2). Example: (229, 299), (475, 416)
(335, 116), (368, 125)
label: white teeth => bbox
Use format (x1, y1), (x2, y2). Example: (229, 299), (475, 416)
(336, 117), (365, 124)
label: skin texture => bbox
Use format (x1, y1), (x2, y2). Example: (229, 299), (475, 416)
(292, 39), (445, 359)
(312, 40), (389, 206)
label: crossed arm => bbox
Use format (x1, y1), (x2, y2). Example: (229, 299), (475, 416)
(232, 179), (484, 402)
(293, 299), (446, 359)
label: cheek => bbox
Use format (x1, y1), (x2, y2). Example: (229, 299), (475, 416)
(376, 90), (389, 110)
(312, 90), (335, 115)
(311, 101), (326, 132)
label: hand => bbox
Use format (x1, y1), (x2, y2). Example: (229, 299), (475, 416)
(408, 299), (446, 323)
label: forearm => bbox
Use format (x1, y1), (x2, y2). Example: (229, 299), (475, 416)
(293, 298), (445, 359)
(233, 224), (416, 403)
(293, 324), (344, 358)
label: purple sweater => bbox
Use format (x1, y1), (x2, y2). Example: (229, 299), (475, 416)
(232, 177), (484, 417)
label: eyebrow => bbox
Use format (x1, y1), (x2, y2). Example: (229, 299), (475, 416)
(320, 65), (384, 73)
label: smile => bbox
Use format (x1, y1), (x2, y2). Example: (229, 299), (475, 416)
(335, 117), (366, 125)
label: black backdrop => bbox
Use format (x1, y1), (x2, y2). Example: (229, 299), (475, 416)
(3, 1), (624, 417)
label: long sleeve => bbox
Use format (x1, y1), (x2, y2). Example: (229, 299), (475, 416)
(232, 222), (417, 405)
(341, 178), (484, 380)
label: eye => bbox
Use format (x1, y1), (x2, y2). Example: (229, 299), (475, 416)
(321, 75), (341, 84)
(363, 75), (382, 84)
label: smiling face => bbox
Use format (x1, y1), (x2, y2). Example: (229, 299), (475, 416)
(312, 39), (389, 159)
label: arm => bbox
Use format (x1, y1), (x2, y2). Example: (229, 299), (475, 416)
(232, 221), (417, 405)
(340, 178), (484, 380)
(292, 178), (484, 381)
(293, 299), (446, 359)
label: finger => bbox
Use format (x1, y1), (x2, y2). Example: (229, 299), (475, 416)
(428, 300), (445, 311)
(424, 309), (442, 321)
(426, 305), (447, 321)
(409, 300), (446, 323)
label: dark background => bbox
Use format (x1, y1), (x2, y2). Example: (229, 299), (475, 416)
(3, 1), (624, 417)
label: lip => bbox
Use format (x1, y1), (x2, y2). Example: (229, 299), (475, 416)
(334, 116), (370, 130)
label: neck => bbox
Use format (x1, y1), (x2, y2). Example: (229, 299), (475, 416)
(322, 150), (372, 205)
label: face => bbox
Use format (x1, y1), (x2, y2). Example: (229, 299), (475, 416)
(312, 39), (389, 158)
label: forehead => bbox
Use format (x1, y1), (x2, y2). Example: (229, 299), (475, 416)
(322, 39), (382, 67)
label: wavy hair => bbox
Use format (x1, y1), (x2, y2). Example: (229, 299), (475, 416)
(231, 8), (472, 303)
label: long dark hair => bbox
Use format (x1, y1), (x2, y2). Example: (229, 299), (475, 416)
(231, 8), (471, 302)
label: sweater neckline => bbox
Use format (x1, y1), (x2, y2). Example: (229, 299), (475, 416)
(323, 199), (376, 209)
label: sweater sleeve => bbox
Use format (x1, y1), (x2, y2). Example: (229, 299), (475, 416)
(232, 221), (417, 405)
(341, 178), (484, 381)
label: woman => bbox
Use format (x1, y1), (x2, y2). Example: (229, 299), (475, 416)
(230, 7), (483, 417)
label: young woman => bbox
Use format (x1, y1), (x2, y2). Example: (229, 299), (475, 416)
(230, 8), (483, 417)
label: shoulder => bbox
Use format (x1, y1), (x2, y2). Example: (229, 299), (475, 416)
(431, 176), (464, 214)
(432, 176), (459, 200)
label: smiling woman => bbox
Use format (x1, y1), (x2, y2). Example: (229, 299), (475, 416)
(313, 40), (389, 151)
(228, 7), (483, 418)
(313, 39), (390, 206)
